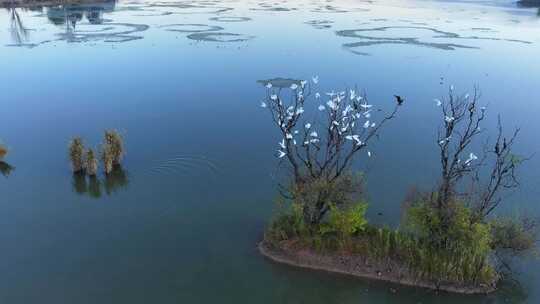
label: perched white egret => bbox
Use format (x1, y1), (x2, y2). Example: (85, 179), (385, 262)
(356, 96), (363, 102)
(300, 80), (307, 88)
(363, 120), (370, 128)
(315, 92), (321, 99)
(278, 150), (286, 158)
(364, 110), (371, 118)
(305, 123), (311, 129)
(279, 139), (286, 149)
(326, 100), (338, 111)
(332, 121), (340, 126)
(450, 85), (455, 91)
(367, 151), (372, 157)
(290, 83), (299, 90)
(318, 105), (325, 111)
(294, 130), (299, 134)
(445, 116), (455, 123)
(266, 83), (272, 89)
(310, 138), (320, 144)
(286, 133), (293, 139)
(270, 94), (278, 101)
(465, 152), (478, 165)
(350, 90), (356, 100)
(296, 107), (304, 115)
(464, 93), (470, 99)
(310, 131), (318, 137)
(293, 139), (297, 145)
(371, 122), (376, 128)
(360, 102), (372, 109)
(434, 99), (442, 106)
(260, 101), (267, 108)
(312, 76), (319, 84)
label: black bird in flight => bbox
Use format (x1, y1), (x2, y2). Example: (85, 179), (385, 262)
(394, 95), (404, 105)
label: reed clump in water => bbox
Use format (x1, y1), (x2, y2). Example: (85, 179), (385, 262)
(103, 129), (124, 166)
(68, 137), (85, 174)
(86, 148), (98, 176)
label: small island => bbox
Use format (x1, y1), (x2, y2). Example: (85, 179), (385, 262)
(257, 80), (537, 294)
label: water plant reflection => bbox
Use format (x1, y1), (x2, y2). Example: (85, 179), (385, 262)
(72, 165), (128, 198)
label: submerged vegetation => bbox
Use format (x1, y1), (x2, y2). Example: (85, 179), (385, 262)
(260, 80), (537, 293)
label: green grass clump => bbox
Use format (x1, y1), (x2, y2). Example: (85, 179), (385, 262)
(68, 137), (85, 173)
(266, 197), (498, 286)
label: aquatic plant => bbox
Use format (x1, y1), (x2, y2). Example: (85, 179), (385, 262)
(85, 148), (98, 176)
(101, 144), (114, 175)
(68, 137), (85, 173)
(103, 129), (124, 166)
(260, 77), (402, 224)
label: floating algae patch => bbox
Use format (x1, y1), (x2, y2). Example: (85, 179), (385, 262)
(256, 77), (302, 89)
(56, 23), (149, 43)
(335, 26), (531, 55)
(209, 16), (251, 22)
(187, 32), (254, 42)
(146, 2), (233, 14)
(305, 20), (334, 29)
(159, 23), (223, 33)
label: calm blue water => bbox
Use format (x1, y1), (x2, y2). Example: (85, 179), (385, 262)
(0, 0), (539, 303)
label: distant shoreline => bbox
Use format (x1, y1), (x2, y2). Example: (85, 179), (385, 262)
(0, 0), (110, 8)
(258, 240), (497, 295)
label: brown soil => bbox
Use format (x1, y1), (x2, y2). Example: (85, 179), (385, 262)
(259, 239), (497, 294)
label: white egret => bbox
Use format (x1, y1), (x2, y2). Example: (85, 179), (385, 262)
(371, 122), (376, 128)
(290, 83), (298, 90)
(360, 102), (372, 109)
(367, 151), (372, 157)
(363, 120), (370, 128)
(279, 139), (286, 149)
(260, 101), (267, 108)
(315, 92), (321, 99)
(305, 123), (311, 129)
(434, 99), (442, 106)
(318, 105), (325, 111)
(300, 80), (307, 88)
(266, 83), (272, 89)
(278, 150), (286, 158)
(312, 76), (319, 84)
(445, 116), (455, 123)
(286, 133), (293, 139)
(296, 107), (304, 115)
(270, 94), (278, 101)
(310, 131), (318, 137)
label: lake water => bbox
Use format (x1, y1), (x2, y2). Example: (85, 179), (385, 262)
(1, 0), (539, 303)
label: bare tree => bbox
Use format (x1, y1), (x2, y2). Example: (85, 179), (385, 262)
(261, 78), (401, 223)
(434, 86), (525, 223)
